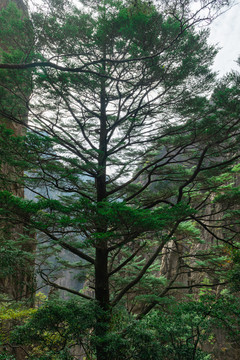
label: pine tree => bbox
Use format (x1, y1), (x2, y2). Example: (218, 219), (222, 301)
(0, 1), (240, 359)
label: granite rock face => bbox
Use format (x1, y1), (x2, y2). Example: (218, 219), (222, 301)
(159, 197), (240, 359)
(0, 2), (36, 358)
(0, 0), (35, 301)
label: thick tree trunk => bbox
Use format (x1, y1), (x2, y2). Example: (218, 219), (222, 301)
(95, 52), (111, 359)
(95, 177), (111, 360)
(95, 246), (110, 360)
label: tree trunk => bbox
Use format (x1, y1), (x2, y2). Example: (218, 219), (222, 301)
(95, 246), (110, 360)
(95, 48), (111, 358)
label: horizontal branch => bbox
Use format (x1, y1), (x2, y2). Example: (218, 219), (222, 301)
(0, 61), (130, 83)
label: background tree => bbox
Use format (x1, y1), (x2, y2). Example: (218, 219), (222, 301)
(0, 0), (240, 359)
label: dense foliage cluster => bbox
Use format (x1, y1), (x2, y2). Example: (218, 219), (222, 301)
(0, 0), (240, 359)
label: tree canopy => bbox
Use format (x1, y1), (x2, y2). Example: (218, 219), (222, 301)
(0, 0), (240, 359)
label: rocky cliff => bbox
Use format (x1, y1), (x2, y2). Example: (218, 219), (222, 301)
(0, 0), (35, 302)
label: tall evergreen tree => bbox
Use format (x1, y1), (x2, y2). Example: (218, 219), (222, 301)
(0, 1), (240, 359)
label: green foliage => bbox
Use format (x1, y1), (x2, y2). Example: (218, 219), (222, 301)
(0, 298), (36, 349)
(9, 292), (240, 360)
(0, 234), (35, 278)
(0, 355), (15, 360)
(226, 249), (240, 292)
(0, 0), (240, 359)
(11, 297), (98, 359)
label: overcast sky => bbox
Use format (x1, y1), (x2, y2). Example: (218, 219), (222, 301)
(208, 2), (240, 76)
